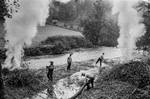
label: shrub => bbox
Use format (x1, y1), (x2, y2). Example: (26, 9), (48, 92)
(24, 47), (42, 56)
(3, 68), (43, 88)
(0, 49), (6, 60)
(51, 41), (67, 54)
(41, 36), (93, 53)
(24, 36), (93, 56)
(103, 61), (150, 88)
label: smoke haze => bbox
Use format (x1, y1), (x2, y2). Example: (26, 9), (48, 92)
(112, 0), (145, 62)
(4, 0), (50, 69)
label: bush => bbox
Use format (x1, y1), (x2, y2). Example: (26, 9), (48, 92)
(24, 47), (43, 56)
(3, 68), (43, 88)
(3, 67), (47, 99)
(40, 36), (93, 54)
(23, 36), (93, 56)
(103, 61), (150, 88)
(0, 49), (6, 60)
(51, 41), (67, 54)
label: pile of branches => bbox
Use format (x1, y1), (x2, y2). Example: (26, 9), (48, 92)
(2, 68), (48, 99)
(103, 61), (150, 88)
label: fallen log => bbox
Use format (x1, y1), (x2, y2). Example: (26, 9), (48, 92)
(69, 80), (90, 99)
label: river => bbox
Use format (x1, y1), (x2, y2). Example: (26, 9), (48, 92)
(27, 47), (122, 69)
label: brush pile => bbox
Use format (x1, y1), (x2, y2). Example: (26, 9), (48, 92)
(103, 61), (150, 88)
(78, 61), (150, 99)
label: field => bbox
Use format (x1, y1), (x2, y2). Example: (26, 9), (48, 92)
(0, 22), (82, 48)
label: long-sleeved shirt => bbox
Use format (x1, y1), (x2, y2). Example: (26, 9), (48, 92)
(67, 56), (72, 63)
(96, 55), (104, 64)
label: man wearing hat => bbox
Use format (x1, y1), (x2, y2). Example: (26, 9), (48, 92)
(46, 61), (54, 81)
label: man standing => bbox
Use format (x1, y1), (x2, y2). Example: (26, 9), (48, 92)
(96, 53), (105, 69)
(81, 73), (95, 90)
(67, 53), (73, 70)
(46, 61), (54, 81)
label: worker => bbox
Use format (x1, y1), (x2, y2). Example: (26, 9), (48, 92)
(67, 53), (73, 70)
(96, 53), (105, 68)
(81, 73), (95, 90)
(46, 61), (54, 81)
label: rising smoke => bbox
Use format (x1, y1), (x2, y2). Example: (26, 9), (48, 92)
(4, 0), (50, 70)
(55, 0), (85, 3)
(56, 0), (72, 3)
(112, 0), (145, 62)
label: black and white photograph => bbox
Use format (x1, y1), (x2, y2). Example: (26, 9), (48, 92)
(0, 0), (150, 99)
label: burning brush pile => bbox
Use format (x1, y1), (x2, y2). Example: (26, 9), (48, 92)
(2, 68), (47, 99)
(103, 61), (150, 88)
(78, 60), (150, 99)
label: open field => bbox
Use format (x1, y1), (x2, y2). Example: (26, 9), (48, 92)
(0, 23), (82, 48)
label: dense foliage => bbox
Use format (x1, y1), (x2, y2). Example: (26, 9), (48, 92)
(81, 0), (119, 46)
(103, 61), (150, 88)
(41, 36), (93, 54)
(47, 0), (94, 24)
(136, 1), (150, 47)
(0, 0), (7, 21)
(2, 68), (47, 99)
(24, 36), (93, 56)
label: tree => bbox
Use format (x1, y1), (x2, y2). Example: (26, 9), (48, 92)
(0, 0), (6, 98)
(82, 0), (119, 46)
(136, 1), (150, 47)
(0, 0), (7, 21)
(58, 3), (76, 22)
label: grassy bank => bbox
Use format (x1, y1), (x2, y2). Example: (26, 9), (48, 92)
(0, 36), (93, 60)
(3, 60), (95, 99)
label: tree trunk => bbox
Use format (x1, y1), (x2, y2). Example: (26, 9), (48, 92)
(0, 60), (5, 99)
(69, 80), (90, 99)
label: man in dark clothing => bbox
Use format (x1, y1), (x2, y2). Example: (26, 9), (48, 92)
(81, 73), (95, 90)
(46, 61), (54, 81)
(67, 53), (73, 70)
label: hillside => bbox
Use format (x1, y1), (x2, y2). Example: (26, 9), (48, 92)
(0, 23), (82, 48)
(32, 25), (83, 46)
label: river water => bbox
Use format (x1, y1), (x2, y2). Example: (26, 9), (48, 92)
(27, 47), (122, 69)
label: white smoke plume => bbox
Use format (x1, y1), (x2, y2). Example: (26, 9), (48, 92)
(55, 0), (85, 3)
(112, 0), (145, 62)
(4, 0), (50, 70)
(56, 0), (71, 3)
